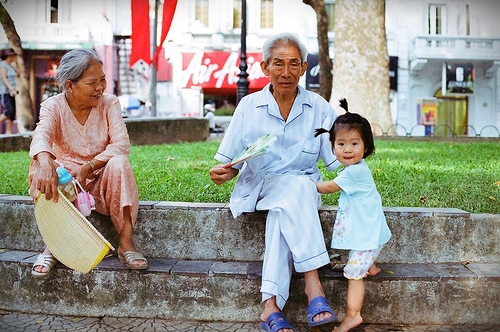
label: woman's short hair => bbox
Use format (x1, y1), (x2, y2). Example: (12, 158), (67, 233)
(262, 32), (308, 64)
(55, 49), (103, 92)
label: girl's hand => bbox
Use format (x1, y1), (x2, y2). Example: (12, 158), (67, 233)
(316, 180), (341, 194)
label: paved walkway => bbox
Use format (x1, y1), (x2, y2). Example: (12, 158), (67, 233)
(1, 311), (498, 332)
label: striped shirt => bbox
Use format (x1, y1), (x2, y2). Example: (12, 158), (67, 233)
(215, 83), (340, 217)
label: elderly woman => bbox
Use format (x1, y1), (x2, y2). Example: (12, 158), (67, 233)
(209, 33), (340, 331)
(29, 49), (148, 277)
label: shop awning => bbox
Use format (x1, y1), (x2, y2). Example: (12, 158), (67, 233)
(181, 51), (269, 94)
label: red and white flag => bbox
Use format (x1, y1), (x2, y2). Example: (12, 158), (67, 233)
(130, 0), (178, 68)
(152, 0), (178, 64)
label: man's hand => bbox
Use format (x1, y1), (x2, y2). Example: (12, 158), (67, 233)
(209, 164), (239, 185)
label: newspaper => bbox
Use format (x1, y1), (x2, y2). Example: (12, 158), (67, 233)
(224, 133), (277, 168)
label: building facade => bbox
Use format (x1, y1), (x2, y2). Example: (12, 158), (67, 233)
(386, 0), (500, 137)
(1, 0), (499, 136)
(0, 0), (128, 126)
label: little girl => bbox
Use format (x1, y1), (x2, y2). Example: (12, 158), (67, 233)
(315, 99), (391, 332)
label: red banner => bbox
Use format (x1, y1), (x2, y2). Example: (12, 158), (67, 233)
(130, 0), (151, 67)
(181, 52), (269, 94)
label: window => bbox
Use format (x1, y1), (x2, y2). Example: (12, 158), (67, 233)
(325, 1), (335, 32)
(50, 0), (58, 23)
(261, 0), (273, 29)
(428, 4), (446, 35)
(195, 0), (209, 28)
(233, 0), (242, 29)
(37, 0), (70, 24)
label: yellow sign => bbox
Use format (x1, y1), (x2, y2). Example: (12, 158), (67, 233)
(417, 99), (437, 126)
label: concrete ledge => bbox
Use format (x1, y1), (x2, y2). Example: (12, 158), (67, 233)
(124, 117), (208, 145)
(0, 133), (32, 152)
(0, 117), (209, 152)
(0, 195), (499, 264)
(0, 250), (499, 325)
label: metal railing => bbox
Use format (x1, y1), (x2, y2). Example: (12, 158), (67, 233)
(373, 123), (500, 138)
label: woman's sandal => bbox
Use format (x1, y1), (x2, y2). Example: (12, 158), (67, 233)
(31, 253), (57, 278)
(118, 251), (148, 270)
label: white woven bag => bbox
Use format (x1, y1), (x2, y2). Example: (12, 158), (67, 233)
(34, 190), (114, 273)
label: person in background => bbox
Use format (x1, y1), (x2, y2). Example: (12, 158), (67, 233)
(203, 103), (216, 133)
(0, 48), (18, 134)
(209, 32), (340, 332)
(29, 49), (148, 278)
(315, 99), (391, 331)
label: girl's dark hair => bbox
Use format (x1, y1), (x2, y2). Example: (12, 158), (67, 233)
(315, 98), (375, 159)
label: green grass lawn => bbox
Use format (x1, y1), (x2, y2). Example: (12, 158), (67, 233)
(1, 139), (499, 214)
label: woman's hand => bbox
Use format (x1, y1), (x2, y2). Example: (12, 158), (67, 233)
(35, 153), (59, 201)
(74, 162), (94, 185)
(209, 164), (239, 185)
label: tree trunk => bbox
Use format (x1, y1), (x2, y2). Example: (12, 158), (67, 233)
(332, 0), (395, 135)
(0, 3), (35, 133)
(303, 0), (332, 102)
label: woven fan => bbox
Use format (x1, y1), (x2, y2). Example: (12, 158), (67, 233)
(34, 190), (115, 273)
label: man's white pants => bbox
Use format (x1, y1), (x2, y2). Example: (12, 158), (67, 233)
(256, 174), (330, 310)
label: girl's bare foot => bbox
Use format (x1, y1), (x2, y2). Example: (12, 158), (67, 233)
(367, 263), (381, 276)
(333, 314), (362, 332)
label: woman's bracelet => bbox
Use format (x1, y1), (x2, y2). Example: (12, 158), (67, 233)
(87, 160), (95, 171)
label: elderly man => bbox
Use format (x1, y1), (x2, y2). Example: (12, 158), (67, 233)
(209, 32), (339, 331)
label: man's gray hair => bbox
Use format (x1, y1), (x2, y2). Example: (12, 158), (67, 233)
(55, 49), (103, 93)
(262, 32), (308, 64)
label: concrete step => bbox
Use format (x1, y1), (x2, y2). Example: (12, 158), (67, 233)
(1, 195), (499, 264)
(0, 194), (499, 325)
(0, 250), (499, 325)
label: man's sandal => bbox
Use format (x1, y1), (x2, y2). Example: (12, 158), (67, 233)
(118, 251), (148, 270)
(31, 253), (57, 278)
(306, 295), (337, 327)
(260, 312), (296, 332)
